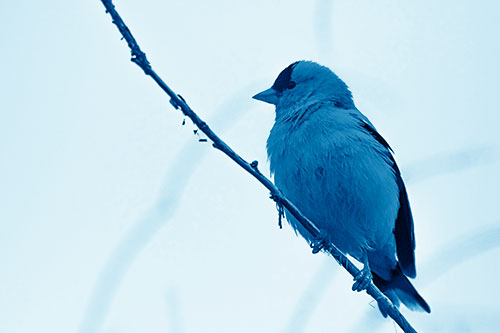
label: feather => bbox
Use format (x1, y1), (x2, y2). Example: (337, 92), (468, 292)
(361, 122), (416, 278)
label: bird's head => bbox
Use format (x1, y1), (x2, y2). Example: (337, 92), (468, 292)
(253, 61), (354, 114)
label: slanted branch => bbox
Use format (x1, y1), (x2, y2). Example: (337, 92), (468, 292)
(99, 1), (418, 332)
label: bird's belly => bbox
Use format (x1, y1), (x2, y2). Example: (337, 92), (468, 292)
(271, 143), (399, 260)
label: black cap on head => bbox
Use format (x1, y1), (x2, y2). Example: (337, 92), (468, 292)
(271, 61), (299, 93)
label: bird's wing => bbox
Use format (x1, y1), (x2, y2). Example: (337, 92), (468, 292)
(358, 119), (417, 278)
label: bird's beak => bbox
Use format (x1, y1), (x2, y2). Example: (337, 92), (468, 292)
(252, 88), (279, 105)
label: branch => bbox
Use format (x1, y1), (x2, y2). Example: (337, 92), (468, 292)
(99, 1), (417, 332)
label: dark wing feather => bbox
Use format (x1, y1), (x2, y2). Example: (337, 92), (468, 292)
(361, 122), (416, 278)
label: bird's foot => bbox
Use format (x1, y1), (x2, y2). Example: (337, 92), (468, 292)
(310, 231), (331, 254)
(352, 265), (372, 292)
(311, 239), (325, 254)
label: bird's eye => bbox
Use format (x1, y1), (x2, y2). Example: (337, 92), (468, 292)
(287, 81), (296, 89)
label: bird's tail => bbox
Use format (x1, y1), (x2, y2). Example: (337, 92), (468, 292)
(372, 264), (431, 317)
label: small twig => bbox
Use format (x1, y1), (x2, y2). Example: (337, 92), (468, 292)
(99, 1), (418, 332)
(277, 200), (284, 229)
(252, 160), (283, 228)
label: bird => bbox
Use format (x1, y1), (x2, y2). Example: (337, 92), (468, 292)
(252, 60), (430, 315)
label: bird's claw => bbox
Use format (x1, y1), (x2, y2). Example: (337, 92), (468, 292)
(352, 266), (372, 292)
(310, 231), (331, 254)
(311, 240), (325, 254)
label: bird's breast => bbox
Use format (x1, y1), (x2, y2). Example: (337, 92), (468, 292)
(266, 109), (399, 257)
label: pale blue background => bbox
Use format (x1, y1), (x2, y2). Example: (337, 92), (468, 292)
(1, 1), (499, 332)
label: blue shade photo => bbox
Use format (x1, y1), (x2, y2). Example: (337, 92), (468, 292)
(1, 1), (499, 332)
